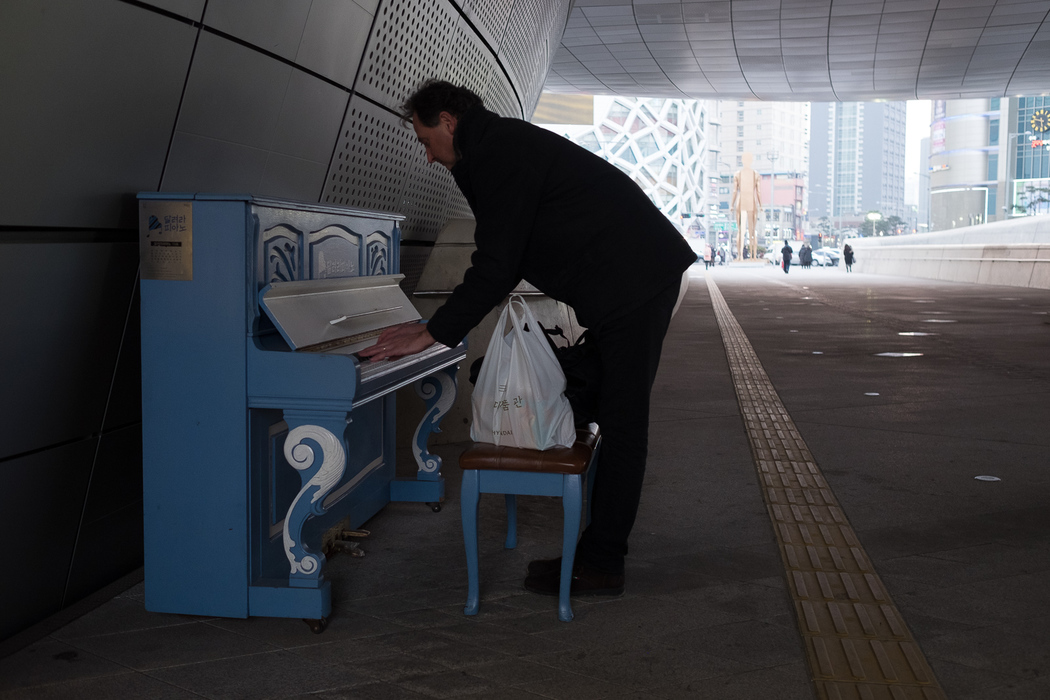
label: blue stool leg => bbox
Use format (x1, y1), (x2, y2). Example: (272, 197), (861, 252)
(504, 494), (517, 549)
(559, 474), (584, 622)
(585, 437), (600, 527)
(461, 470), (481, 616)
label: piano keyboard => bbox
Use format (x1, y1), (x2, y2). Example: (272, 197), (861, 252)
(300, 327), (386, 353)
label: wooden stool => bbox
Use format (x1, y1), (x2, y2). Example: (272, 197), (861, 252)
(459, 424), (600, 622)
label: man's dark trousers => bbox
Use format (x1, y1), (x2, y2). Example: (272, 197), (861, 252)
(574, 279), (682, 575)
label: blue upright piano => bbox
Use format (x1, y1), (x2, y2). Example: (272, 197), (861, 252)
(138, 194), (464, 628)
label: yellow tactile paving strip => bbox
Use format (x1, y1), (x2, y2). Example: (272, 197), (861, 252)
(706, 276), (947, 700)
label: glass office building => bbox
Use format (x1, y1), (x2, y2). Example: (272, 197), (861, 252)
(810, 101), (907, 234)
(929, 97), (1050, 230)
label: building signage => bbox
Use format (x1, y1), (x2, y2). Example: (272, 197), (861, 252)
(931, 100), (946, 155)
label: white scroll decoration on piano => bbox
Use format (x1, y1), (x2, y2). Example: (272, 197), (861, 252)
(282, 425), (346, 577)
(413, 366), (458, 474)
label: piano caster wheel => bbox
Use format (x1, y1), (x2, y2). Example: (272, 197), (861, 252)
(428, 502), (441, 513)
(304, 617), (328, 634)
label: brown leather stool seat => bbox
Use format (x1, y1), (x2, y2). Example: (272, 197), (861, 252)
(459, 424), (600, 474)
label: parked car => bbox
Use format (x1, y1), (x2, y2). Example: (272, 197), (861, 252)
(811, 248), (840, 267)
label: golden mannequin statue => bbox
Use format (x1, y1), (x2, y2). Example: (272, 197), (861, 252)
(730, 152), (762, 262)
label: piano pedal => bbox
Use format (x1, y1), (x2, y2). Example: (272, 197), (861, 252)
(332, 540), (365, 557)
(338, 529), (370, 539)
(303, 617), (328, 634)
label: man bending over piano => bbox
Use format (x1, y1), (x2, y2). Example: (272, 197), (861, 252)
(359, 80), (696, 597)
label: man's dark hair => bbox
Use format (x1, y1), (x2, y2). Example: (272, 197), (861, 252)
(400, 80), (483, 126)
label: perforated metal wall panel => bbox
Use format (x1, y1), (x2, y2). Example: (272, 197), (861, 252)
(400, 158), (468, 241)
(323, 97), (472, 243)
(398, 245), (431, 295)
(323, 96), (418, 213)
(327, 0), (553, 236)
(445, 183), (475, 221)
(458, 0), (513, 55)
(444, 16), (494, 99)
(483, 68), (522, 120)
(355, 0), (458, 112)
(498, 0), (569, 117)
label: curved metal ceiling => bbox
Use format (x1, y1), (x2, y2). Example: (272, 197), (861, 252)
(543, 0), (1050, 101)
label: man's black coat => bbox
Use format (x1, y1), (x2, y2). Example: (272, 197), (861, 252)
(426, 106), (697, 348)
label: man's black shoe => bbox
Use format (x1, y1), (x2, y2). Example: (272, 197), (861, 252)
(524, 561), (624, 597)
(527, 556), (564, 576)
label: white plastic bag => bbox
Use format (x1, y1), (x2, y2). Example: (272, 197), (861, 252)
(470, 295), (577, 450)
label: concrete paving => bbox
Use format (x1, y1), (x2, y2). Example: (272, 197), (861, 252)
(1, 264), (1048, 699)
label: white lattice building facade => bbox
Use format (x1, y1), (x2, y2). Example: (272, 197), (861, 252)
(537, 96), (711, 232)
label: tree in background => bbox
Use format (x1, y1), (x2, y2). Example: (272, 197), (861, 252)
(1013, 186), (1050, 216)
(862, 212), (908, 236)
(815, 216), (832, 246)
(882, 215), (908, 236)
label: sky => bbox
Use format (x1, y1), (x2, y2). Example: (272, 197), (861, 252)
(905, 100), (932, 205)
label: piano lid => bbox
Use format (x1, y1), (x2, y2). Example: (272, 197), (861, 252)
(259, 274), (420, 355)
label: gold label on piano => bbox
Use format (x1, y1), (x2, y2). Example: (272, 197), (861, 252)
(140, 200), (193, 281)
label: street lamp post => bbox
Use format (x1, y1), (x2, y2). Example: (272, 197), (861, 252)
(766, 149), (779, 248)
(866, 211), (882, 236)
(715, 157), (736, 251)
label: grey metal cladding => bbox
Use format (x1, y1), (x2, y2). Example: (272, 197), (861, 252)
(499, 0), (571, 115)
(162, 133), (271, 194)
(338, 0), (541, 232)
(484, 68), (524, 119)
(0, 0), (195, 228)
(355, 0), (459, 111)
(202, 0), (313, 62)
(323, 95), (419, 213)
(446, 16), (495, 98)
(0, 242), (139, 457)
(400, 156), (471, 241)
(458, 0), (515, 52)
(162, 32), (348, 201)
(174, 33), (291, 154)
(136, 0), (206, 21)
(64, 425), (146, 604)
(202, 0), (376, 89)
(258, 153), (334, 203)
(270, 70), (350, 163)
(295, 1), (376, 88)
(0, 440), (97, 639)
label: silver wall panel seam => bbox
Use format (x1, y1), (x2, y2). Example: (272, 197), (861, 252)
(458, 0), (514, 55)
(157, 17), (205, 191)
(61, 268), (142, 610)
